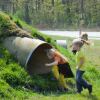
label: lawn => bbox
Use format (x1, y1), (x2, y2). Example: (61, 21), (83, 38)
(0, 11), (100, 100)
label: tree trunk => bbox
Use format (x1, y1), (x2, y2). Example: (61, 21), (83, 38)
(51, 0), (54, 6)
(24, 1), (31, 24)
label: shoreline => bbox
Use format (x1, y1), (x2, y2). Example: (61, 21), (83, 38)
(39, 30), (100, 40)
(37, 28), (100, 32)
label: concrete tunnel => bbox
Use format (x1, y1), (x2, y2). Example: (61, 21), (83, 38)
(3, 36), (53, 75)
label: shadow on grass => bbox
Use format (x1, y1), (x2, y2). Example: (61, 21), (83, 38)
(21, 73), (76, 96)
(32, 86), (76, 97)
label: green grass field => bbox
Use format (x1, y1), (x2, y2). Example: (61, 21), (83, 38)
(0, 12), (100, 100)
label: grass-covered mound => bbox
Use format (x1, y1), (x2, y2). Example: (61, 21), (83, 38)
(0, 11), (100, 99)
(0, 11), (32, 39)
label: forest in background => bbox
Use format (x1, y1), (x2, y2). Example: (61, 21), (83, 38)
(0, 0), (100, 30)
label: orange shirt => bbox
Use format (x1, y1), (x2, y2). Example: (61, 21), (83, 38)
(53, 52), (66, 64)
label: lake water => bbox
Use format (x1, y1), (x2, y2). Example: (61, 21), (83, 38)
(40, 30), (100, 40)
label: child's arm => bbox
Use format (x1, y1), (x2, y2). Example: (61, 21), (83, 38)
(81, 39), (90, 45)
(45, 60), (58, 67)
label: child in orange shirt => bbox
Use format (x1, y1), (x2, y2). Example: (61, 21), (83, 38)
(45, 49), (73, 91)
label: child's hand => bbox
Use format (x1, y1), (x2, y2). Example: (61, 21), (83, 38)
(45, 63), (49, 66)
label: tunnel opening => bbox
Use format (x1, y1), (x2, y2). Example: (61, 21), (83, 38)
(26, 43), (53, 75)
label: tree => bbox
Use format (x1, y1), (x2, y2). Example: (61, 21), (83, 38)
(24, 0), (31, 24)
